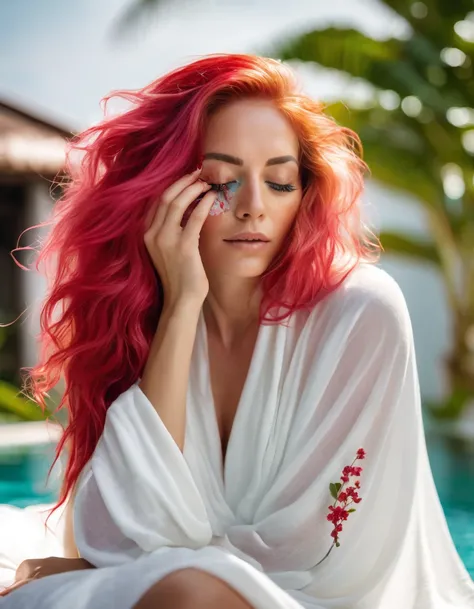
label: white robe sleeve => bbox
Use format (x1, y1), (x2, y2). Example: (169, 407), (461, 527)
(73, 384), (213, 567)
(71, 265), (474, 608)
(222, 268), (474, 608)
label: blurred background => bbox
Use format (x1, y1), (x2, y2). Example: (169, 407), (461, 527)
(0, 0), (473, 575)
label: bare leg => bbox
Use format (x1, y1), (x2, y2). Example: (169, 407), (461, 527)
(132, 567), (253, 609)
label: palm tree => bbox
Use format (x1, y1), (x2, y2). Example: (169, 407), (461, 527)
(269, 2), (474, 421)
(113, 0), (474, 421)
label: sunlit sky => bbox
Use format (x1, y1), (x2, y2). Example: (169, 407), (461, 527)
(0, 0), (405, 129)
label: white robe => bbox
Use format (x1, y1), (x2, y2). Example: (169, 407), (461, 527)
(1, 263), (473, 608)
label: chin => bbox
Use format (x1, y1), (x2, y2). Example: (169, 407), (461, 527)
(220, 261), (270, 278)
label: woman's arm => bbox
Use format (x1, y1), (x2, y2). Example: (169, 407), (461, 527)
(74, 377), (213, 563)
(0, 557), (95, 597)
(73, 303), (212, 562)
(62, 488), (80, 558)
(139, 299), (202, 451)
(71, 301), (210, 564)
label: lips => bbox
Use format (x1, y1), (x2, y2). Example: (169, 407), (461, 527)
(224, 232), (270, 242)
(224, 239), (270, 249)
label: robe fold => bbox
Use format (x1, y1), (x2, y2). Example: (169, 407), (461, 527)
(2, 264), (473, 608)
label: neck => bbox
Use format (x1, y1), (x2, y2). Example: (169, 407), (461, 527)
(202, 277), (262, 349)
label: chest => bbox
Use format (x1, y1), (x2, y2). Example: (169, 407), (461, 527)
(207, 331), (258, 458)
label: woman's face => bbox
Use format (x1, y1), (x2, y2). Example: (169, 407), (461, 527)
(198, 98), (303, 280)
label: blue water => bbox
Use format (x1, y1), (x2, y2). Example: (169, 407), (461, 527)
(0, 435), (473, 577)
(425, 433), (474, 577)
(0, 443), (60, 508)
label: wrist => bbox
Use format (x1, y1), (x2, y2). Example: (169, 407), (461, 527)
(162, 297), (203, 319)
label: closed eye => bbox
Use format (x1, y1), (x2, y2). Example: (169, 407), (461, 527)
(267, 182), (297, 192)
(209, 181), (296, 193)
(209, 181), (238, 192)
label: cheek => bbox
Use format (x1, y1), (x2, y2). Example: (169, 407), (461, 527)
(274, 197), (302, 235)
(198, 215), (225, 252)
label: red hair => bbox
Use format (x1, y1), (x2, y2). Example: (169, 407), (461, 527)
(14, 53), (379, 521)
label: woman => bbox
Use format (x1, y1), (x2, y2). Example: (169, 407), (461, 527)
(1, 53), (473, 608)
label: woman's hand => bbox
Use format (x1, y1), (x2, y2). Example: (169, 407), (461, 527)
(0, 557), (94, 596)
(144, 167), (217, 309)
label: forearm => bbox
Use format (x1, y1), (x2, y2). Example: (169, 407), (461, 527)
(15, 557), (94, 583)
(139, 300), (201, 452)
(63, 496), (80, 558)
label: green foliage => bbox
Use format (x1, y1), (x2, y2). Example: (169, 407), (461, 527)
(99, 0), (474, 421)
(0, 380), (54, 423)
(267, 1), (474, 420)
(0, 322), (55, 423)
(329, 482), (342, 500)
(378, 231), (440, 264)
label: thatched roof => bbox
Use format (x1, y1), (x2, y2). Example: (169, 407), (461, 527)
(0, 99), (74, 177)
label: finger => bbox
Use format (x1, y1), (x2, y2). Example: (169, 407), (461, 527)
(161, 166), (202, 205)
(183, 189), (218, 238)
(162, 180), (212, 231)
(145, 167), (202, 234)
(0, 579), (33, 596)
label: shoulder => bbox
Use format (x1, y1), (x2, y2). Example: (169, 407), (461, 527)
(305, 263), (413, 347)
(334, 263), (408, 316)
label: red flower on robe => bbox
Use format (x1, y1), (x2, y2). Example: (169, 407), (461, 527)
(314, 448), (366, 567)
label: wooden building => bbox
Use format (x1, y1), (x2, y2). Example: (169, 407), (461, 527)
(0, 98), (72, 385)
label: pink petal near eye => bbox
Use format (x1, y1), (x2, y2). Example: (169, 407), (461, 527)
(208, 184), (234, 216)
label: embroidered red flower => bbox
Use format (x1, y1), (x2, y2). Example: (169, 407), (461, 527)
(314, 448), (366, 567)
(326, 505), (350, 524)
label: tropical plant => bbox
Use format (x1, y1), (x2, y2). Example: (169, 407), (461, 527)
(267, 1), (474, 421)
(0, 380), (54, 423)
(116, 0), (473, 420)
(0, 327), (55, 423)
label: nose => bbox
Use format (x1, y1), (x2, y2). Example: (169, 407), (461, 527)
(234, 178), (266, 219)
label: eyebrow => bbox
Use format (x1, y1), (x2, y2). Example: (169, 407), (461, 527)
(203, 152), (299, 167)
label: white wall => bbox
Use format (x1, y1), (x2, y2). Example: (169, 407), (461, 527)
(19, 181), (52, 371)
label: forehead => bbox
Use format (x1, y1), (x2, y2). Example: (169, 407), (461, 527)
(203, 99), (299, 159)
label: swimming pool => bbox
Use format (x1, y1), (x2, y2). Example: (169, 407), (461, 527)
(0, 433), (473, 577)
(425, 433), (474, 577)
(0, 442), (61, 508)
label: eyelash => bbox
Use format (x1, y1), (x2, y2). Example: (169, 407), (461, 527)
(209, 181), (297, 193)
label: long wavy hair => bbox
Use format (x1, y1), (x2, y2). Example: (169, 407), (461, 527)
(15, 53), (379, 521)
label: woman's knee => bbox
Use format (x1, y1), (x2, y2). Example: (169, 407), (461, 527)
(132, 567), (252, 609)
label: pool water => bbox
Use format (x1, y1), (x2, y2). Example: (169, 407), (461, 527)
(425, 433), (474, 577)
(0, 434), (473, 577)
(0, 443), (61, 508)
